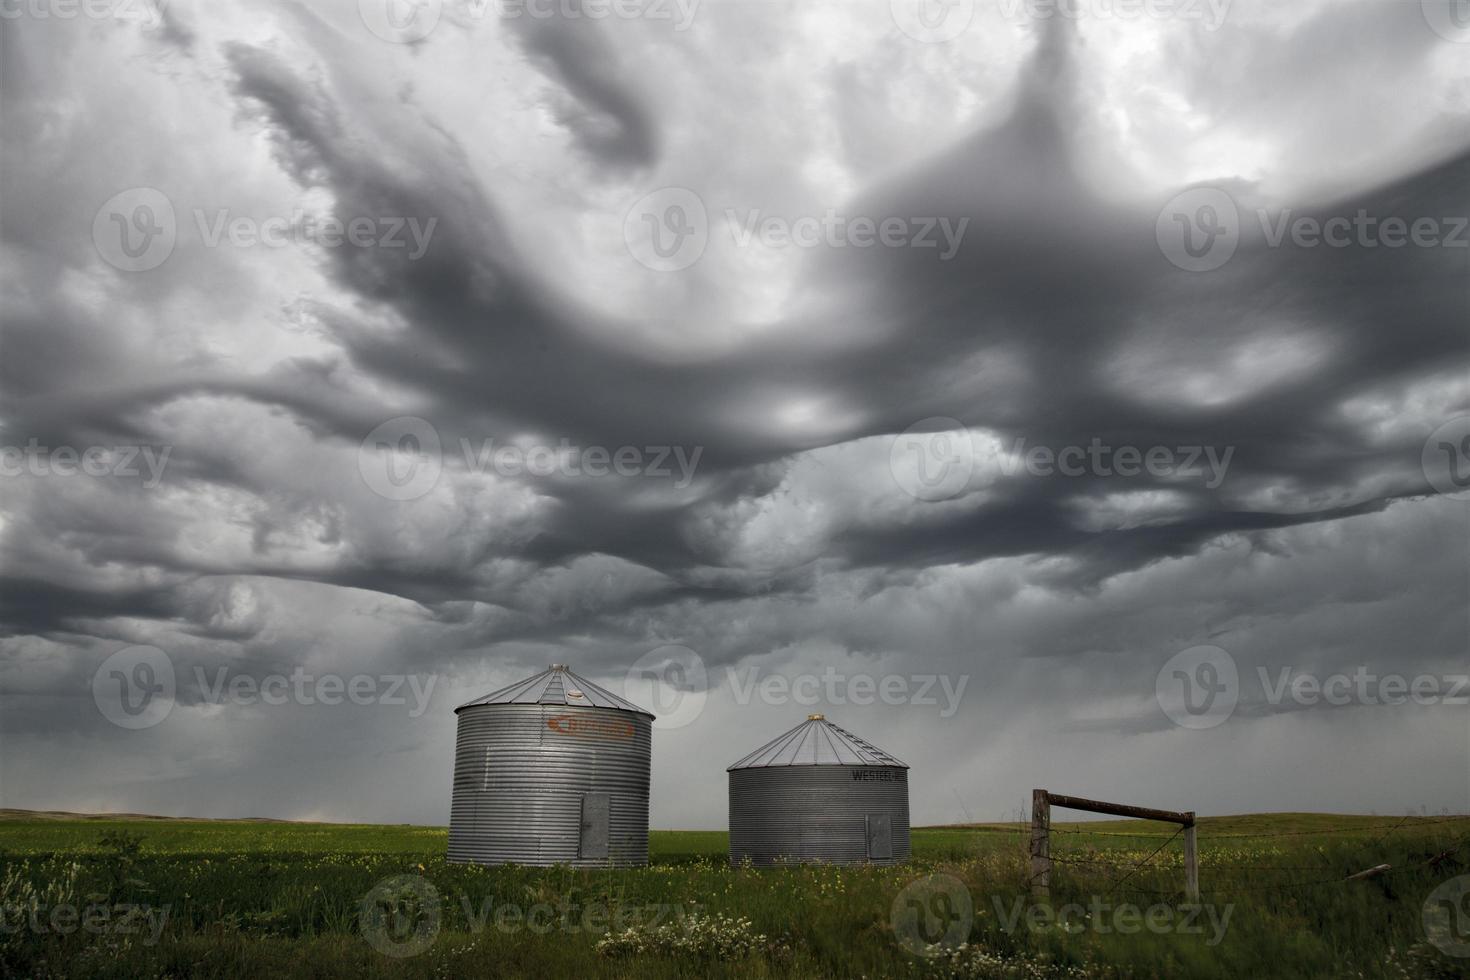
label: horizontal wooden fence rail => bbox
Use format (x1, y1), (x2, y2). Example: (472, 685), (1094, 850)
(1030, 788), (1198, 901)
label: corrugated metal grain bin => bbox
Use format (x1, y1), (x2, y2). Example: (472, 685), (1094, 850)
(727, 714), (910, 866)
(448, 665), (653, 867)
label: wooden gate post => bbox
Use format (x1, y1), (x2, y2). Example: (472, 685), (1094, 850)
(1182, 813), (1198, 902)
(1030, 791), (1198, 903)
(1030, 788), (1051, 899)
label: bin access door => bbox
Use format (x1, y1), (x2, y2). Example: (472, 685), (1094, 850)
(866, 813), (893, 860)
(580, 793), (610, 859)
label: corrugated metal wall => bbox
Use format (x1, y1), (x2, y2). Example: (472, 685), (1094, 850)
(448, 703), (651, 866)
(728, 765), (910, 866)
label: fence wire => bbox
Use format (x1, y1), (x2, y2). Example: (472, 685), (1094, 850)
(1026, 814), (1468, 901)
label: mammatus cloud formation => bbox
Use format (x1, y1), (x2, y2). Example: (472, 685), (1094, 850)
(0, 0), (1466, 827)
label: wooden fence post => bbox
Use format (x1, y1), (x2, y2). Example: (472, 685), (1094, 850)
(1030, 788), (1051, 899)
(1030, 791), (1198, 903)
(1182, 813), (1198, 902)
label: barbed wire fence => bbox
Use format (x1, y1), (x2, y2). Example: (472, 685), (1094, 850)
(1024, 812), (1470, 901)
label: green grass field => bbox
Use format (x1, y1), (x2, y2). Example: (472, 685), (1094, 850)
(1, 811), (1466, 978)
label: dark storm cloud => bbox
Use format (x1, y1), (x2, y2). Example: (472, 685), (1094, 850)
(508, 13), (662, 167)
(187, 12), (1469, 592)
(0, 1), (1465, 823)
(1, 7), (1463, 621)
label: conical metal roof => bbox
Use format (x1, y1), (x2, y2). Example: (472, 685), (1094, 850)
(456, 664), (654, 718)
(727, 714), (907, 769)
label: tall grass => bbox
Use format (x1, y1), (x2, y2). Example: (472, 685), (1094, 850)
(0, 814), (1464, 979)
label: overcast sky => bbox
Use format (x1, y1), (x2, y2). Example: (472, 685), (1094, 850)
(1, 0), (1467, 829)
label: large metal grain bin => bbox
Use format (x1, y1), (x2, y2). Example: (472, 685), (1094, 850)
(728, 714), (910, 866)
(448, 665), (653, 867)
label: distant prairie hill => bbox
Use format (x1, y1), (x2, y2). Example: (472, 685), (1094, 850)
(0, 808), (297, 823)
(1, 807), (1460, 836)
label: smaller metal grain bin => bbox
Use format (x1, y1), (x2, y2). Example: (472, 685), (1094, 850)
(449, 664), (654, 867)
(727, 714), (909, 866)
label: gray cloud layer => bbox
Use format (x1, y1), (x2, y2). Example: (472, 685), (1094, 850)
(1, 0), (1466, 825)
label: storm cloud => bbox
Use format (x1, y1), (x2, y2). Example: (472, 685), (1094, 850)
(0, 0), (1466, 827)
